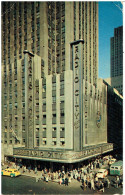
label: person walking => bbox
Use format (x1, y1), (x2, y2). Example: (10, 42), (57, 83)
(91, 164), (93, 170)
(36, 174), (39, 182)
(68, 176), (71, 184)
(107, 178), (110, 188)
(99, 182), (104, 193)
(91, 178), (95, 190)
(82, 180), (87, 191)
(35, 167), (37, 174)
(65, 177), (68, 186)
(59, 177), (62, 185)
(46, 175), (49, 183)
(116, 176), (119, 188)
(95, 175), (98, 184)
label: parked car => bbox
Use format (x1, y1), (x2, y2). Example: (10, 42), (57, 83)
(103, 156), (110, 160)
(96, 169), (108, 178)
(109, 158), (117, 165)
(1, 168), (21, 177)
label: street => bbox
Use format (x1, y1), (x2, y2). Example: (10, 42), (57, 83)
(2, 175), (123, 194)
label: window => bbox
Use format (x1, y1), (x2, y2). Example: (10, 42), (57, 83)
(43, 140), (46, 145)
(52, 113), (56, 118)
(52, 83), (56, 91)
(53, 127), (56, 131)
(52, 141), (56, 146)
(60, 127), (65, 131)
(43, 115), (46, 118)
(60, 81), (64, 89)
(9, 140), (12, 144)
(60, 141), (65, 146)
(36, 139), (39, 146)
(60, 109), (64, 117)
(42, 85), (46, 92)
(52, 96), (56, 103)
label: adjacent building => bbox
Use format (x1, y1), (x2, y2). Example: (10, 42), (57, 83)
(2, 2), (113, 167)
(105, 76), (123, 96)
(103, 80), (123, 158)
(109, 26), (123, 96)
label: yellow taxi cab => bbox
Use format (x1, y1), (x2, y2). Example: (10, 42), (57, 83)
(1, 168), (21, 177)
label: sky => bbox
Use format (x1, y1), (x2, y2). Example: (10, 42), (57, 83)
(98, 1), (123, 79)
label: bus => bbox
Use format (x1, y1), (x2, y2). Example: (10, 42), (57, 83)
(110, 160), (123, 176)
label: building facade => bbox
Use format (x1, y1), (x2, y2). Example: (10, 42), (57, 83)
(103, 81), (123, 159)
(110, 26), (123, 95)
(2, 2), (113, 165)
(2, 2), (98, 84)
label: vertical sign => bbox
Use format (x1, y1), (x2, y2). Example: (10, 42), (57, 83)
(24, 51), (34, 148)
(71, 40), (84, 151)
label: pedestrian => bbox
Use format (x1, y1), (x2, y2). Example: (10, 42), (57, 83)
(59, 177), (62, 185)
(95, 175), (98, 184)
(91, 178), (95, 190)
(77, 172), (80, 182)
(99, 182), (104, 193)
(116, 176), (119, 188)
(83, 181), (87, 191)
(107, 178), (110, 188)
(35, 167), (37, 174)
(91, 164), (93, 170)
(53, 172), (56, 179)
(68, 176), (71, 184)
(65, 178), (68, 186)
(28, 166), (31, 173)
(83, 174), (86, 184)
(44, 174), (46, 182)
(24, 166), (26, 173)
(36, 174), (39, 182)
(46, 175), (49, 183)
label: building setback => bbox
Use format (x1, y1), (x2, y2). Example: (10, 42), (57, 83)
(2, 2), (113, 164)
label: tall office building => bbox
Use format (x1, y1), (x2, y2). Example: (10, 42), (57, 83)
(110, 26), (123, 77)
(109, 26), (123, 95)
(2, 2), (112, 166)
(2, 2), (98, 85)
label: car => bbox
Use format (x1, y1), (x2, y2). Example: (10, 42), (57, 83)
(96, 169), (108, 178)
(103, 156), (110, 160)
(1, 168), (21, 177)
(103, 155), (113, 161)
(109, 158), (117, 165)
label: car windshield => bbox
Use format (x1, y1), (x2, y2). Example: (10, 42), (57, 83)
(98, 171), (103, 173)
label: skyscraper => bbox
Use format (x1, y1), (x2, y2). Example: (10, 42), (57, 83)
(109, 26), (123, 95)
(2, 2), (112, 166)
(2, 2), (98, 85)
(110, 26), (123, 77)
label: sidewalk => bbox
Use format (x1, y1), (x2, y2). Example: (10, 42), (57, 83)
(20, 163), (109, 183)
(2, 162), (109, 184)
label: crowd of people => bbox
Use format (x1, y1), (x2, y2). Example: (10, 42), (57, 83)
(2, 155), (123, 192)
